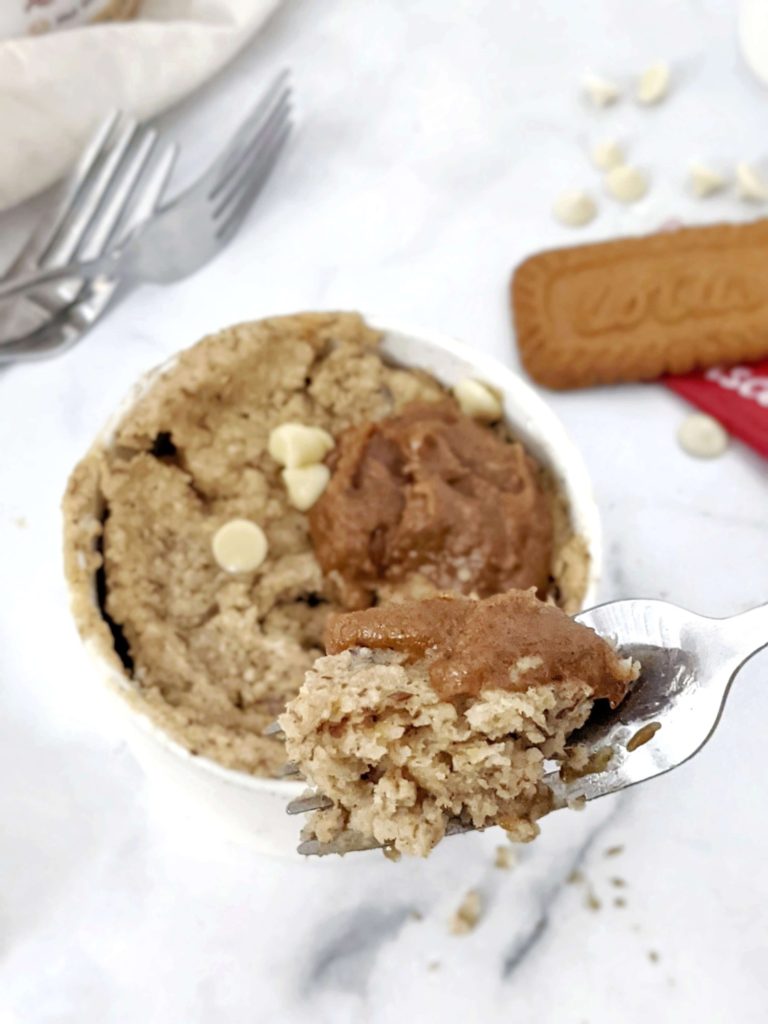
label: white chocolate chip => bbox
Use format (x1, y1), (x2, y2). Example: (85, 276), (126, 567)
(736, 162), (768, 203)
(583, 72), (621, 108)
(605, 164), (649, 203)
(591, 140), (625, 171)
(636, 62), (671, 105)
(452, 378), (503, 421)
(677, 413), (728, 459)
(552, 189), (597, 227)
(212, 519), (268, 573)
(282, 464), (331, 511)
(268, 423), (335, 468)
(689, 162), (726, 198)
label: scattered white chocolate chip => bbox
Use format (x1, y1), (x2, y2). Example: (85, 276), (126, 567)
(689, 162), (726, 198)
(583, 72), (621, 108)
(552, 189), (597, 227)
(452, 377), (503, 421)
(268, 423), (335, 468)
(282, 464), (331, 511)
(605, 164), (649, 203)
(636, 62), (671, 105)
(591, 139), (625, 171)
(736, 161), (768, 203)
(677, 413), (729, 459)
(449, 889), (484, 935)
(212, 518), (268, 573)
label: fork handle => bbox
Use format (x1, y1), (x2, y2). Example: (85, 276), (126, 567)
(0, 251), (123, 303)
(721, 601), (768, 669)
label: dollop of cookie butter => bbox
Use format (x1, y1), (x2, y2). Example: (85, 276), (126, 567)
(325, 590), (632, 706)
(308, 401), (554, 609)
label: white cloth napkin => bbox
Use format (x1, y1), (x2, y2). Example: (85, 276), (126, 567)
(0, 0), (282, 211)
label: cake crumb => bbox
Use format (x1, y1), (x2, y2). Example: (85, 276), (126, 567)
(383, 846), (401, 863)
(614, 897), (627, 908)
(585, 889), (601, 912)
(494, 845), (517, 870)
(450, 889), (484, 935)
(610, 877), (627, 888)
(604, 845), (624, 858)
(627, 721), (662, 751)
(410, 909), (423, 921)
(428, 961), (442, 972)
(568, 869), (584, 885)
(566, 794), (587, 811)
(648, 950), (660, 964)
(561, 744), (613, 781)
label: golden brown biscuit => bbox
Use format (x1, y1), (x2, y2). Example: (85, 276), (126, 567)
(511, 221), (768, 389)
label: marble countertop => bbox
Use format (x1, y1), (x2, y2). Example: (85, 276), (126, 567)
(2, 1), (767, 1021)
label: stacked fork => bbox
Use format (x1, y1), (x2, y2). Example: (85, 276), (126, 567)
(0, 71), (294, 363)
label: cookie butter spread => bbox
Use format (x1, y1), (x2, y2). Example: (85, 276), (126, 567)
(309, 401), (553, 609)
(326, 589), (631, 705)
(283, 590), (639, 857)
(64, 313), (590, 778)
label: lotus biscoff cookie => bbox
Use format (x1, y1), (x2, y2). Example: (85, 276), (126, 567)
(511, 221), (768, 390)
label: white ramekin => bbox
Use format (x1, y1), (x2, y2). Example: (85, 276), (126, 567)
(69, 316), (602, 857)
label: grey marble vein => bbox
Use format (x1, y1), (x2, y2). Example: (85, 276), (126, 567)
(502, 806), (623, 979)
(301, 903), (412, 998)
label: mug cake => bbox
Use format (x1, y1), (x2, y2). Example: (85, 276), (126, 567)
(63, 313), (591, 783)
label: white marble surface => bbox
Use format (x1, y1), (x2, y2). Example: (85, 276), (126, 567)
(2, 1), (768, 1021)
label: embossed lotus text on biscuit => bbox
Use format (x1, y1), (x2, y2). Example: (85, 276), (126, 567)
(570, 268), (765, 337)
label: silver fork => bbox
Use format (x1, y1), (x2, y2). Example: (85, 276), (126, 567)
(283, 598), (768, 855)
(0, 70), (293, 362)
(0, 112), (178, 346)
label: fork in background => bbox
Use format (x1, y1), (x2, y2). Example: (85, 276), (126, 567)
(0, 112), (178, 346)
(0, 69), (294, 355)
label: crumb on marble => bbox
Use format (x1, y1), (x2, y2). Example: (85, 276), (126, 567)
(449, 889), (484, 935)
(383, 846), (402, 863)
(495, 845), (517, 870)
(410, 909), (423, 921)
(610, 876), (627, 888)
(585, 888), (601, 912)
(567, 868), (584, 885)
(648, 950), (660, 964)
(13, 516), (27, 528)
(428, 961), (441, 972)
(604, 845), (624, 858)
(614, 897), (627, 908)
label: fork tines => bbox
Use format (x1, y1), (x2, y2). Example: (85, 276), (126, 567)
(38, 112), (173, 271)
(290, 797), (478, 856)
(1, 109), (176, 339)
(209, 70), (294, 242)
(287, 791), (333, 814)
